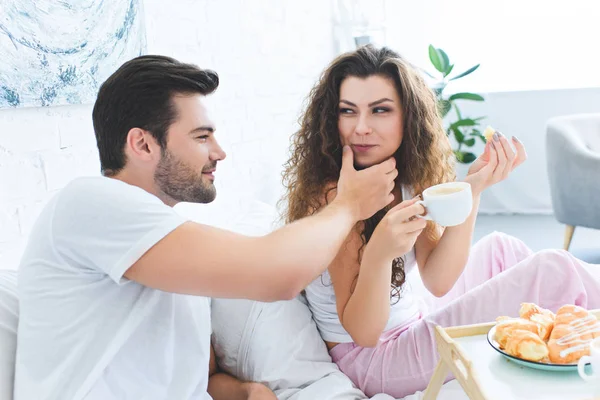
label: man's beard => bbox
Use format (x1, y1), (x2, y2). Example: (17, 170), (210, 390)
(154, 149), (216, 204)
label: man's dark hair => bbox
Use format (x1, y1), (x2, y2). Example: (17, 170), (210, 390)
(92, 55), (219, 175)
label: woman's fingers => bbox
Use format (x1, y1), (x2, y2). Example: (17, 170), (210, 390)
(511, 136), (527, 168)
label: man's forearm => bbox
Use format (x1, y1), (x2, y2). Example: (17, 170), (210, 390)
(209, 373), (276, 400)
(208, 372), (252, 400)
(255, 199), (358, 298)
(125, 198), (358, 302)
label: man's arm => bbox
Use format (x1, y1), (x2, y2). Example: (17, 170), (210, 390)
(127, 200), (356, 301)
(208, 373), (249, 400)
(125, 147), (397, 302)
(208, 345), (276, 400)
(208, 374), (276, 400)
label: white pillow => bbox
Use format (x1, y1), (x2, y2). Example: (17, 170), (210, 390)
(211, 296), (342, 387)
(0, 269), (18, 400)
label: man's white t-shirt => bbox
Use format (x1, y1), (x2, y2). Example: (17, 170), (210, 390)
(14, 177), (212, 400)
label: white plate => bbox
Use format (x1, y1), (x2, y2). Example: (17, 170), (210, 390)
(487, 326), (580, 372)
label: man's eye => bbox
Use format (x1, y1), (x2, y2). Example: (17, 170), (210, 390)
(196, 135), (209, 142)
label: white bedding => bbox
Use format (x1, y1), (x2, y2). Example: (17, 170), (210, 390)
(0, 269), (18, 400)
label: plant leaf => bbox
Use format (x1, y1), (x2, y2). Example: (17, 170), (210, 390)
(439, 100), (452, 118)
(454, 150), (463, 163)
(464, 138), (476, 147)
(461, 152), (477, 163)
(438, 48), (450, 74)
(448, 92), (484, 102)
(452, 127), (465, 143)
(452, 103), (463, 120)
(449, 64), (480, 81)
(450, 118), (477, 129)
(433, 86), (445, 97)
(444, 64), (454, 77)
(428, 45), (444, 73)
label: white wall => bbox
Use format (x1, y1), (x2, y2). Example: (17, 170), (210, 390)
(384, 0), (599, 93)
(456, 87), (600, 214)
(381, 0), (600, 214)
(0, 0), (336, 269)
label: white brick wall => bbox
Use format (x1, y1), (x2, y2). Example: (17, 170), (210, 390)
(0, 0), (336, 269)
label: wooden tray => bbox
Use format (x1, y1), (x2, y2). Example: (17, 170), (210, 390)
(423, 310), (600, 400)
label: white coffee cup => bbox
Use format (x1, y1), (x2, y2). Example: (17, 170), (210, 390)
(416, 182), (473, 227)
(578, 337), (600, 382)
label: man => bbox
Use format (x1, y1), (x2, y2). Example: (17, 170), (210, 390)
(14, 55), (397, 399)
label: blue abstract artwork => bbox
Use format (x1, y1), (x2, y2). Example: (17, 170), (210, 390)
(0, 0), (146, 108)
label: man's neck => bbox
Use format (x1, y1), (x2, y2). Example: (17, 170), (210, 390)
(110, 169), (177, 207)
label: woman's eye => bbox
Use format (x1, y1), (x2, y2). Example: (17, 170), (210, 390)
(373, 107), (390, 114)
(339, 108), (354, 114)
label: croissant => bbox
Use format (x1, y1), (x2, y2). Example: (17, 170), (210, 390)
(494, 317), (540, 349)
(503, 329), (549, 362)
(519, 303), (555, 341)
(547, 304), (600, 364)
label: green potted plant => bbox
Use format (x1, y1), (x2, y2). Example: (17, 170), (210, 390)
(424, 45), (486, 164)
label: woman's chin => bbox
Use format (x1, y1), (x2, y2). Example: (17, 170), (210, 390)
(354, 155), (388, 170)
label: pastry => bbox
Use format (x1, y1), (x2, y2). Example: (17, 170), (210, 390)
(547, 305), (600, 364)
(503, 329), (549, 362)
(519, 302), (555, 320)
(519, 303), (555, 341)
(494, 317), (540, 349)
(483, 126), (496, 142)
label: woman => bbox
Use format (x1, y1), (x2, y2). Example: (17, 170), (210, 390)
(280, 44), (600, 398)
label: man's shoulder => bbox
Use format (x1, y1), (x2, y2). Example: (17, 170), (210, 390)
(45, 176), (178, 239)
(61, 176), (141, 197)
(57, 176), (163, 210)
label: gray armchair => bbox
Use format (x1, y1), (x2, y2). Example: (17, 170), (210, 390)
(546, 113), (600, 250)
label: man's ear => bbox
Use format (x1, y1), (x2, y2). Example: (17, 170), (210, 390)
(125, 128), (160, 163)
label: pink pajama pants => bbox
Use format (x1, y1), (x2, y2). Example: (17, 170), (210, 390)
(330, 232), (600, 398)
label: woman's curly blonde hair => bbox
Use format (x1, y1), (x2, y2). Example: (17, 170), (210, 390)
(281, 45), (455, 300)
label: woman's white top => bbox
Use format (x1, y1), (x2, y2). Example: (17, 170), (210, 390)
(304, 186), (421, 343)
